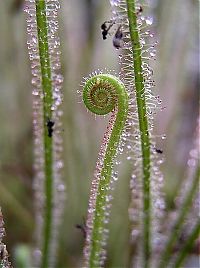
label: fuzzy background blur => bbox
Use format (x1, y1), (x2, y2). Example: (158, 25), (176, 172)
(0, 0), (199, 267)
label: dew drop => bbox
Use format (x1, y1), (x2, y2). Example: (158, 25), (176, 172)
(32, 89), (39, 96)
(110, 0), (119, 6)
(146, 17), (153, 25)
(150, 52), (156, 57)
(57, 184), (65, 192)
(189, 149), (198, 158)
(187, 159), (196, 167)
(131, 174), (136, 180)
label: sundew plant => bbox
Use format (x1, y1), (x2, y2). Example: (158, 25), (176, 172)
(0, 0), (199, 268)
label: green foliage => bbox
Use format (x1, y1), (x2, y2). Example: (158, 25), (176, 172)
(126, 1), (151, 265)
(0, 0), (199, 268)
(35, 1), (54, 267)
(82, 74), (128, 266)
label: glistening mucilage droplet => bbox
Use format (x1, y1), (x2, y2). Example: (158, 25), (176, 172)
(25, 0), (64, 267)
(82, 74), (128, 267)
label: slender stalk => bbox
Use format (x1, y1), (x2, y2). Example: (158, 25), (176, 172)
(83, 74), (129, 267)
(173, 219), (200, 268)
(158, 165), (200, 268)
(35, 1), (53, 267)
(126, 1), (151, 267)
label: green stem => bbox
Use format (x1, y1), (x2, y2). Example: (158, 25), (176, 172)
(159, 165), (200, 268)
(35, 1), (53, 267)
(83, 74), (129, 267)
(126, 1), (151, 267)
(173, 219), (200, 268)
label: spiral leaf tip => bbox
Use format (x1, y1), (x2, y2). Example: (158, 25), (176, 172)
(82, 74), (128, 116)
(82, 72), (129, 266)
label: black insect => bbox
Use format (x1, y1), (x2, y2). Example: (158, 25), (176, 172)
(46, 118), (55, 138)
(75, 219), (87, 238)
(155, 148), (163, 154)
(113, 25), (123, 49)
(101, 22), (108, 40)
(101, 21), (114, 40)
(136, 5), (143, 15)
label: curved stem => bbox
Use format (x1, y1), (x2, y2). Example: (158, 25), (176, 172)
(173, 219), (200, 268)
(83, 74), (129, 267)
(35, 1), (53, 267)
(158, 165), (200, 268)
(126, 1), (151, 267)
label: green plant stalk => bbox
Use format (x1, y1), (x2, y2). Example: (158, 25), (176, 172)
(83, 74), (129, 267)
(159, 165), (200, 268)
(126, 1), (151, 267)
(173, 219), (200, 268)
(35, 1), (53, 267)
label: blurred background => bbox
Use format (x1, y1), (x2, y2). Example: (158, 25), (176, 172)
(0, 0), (199, 267)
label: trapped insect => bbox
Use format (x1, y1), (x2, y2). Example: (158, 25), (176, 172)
(113, 25), (123, 49)
(101, 20), (114, 40)
(101, 21), (124, 49)
(136, 5), (143, 15)
(155, 148), (163, 154)
(46, 118), (55, 138)
(75, 219), (87, 238)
